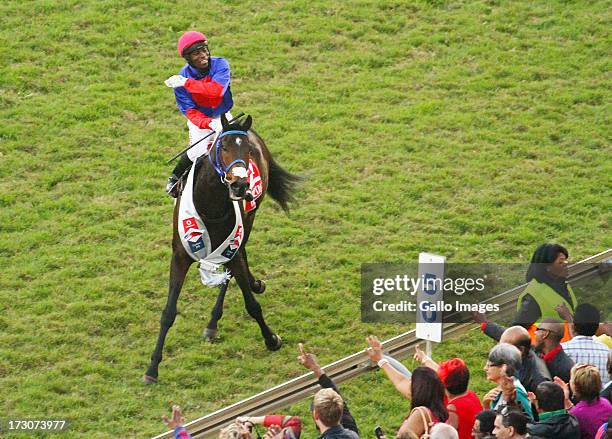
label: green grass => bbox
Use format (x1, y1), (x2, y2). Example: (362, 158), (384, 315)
(0, 0), (610, 437)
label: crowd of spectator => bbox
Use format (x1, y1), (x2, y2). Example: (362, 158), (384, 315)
(162, 244), (610, 439)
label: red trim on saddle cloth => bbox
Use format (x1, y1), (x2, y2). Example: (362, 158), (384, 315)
(245, 160), (263, 212)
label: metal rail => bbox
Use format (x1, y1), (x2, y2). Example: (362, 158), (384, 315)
(153, 249), (611, 439)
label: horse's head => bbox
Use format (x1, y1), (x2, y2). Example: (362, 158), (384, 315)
(210, 114), (253, 201)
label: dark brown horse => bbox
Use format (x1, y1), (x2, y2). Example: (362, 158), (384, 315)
(144, 114), (298, 383)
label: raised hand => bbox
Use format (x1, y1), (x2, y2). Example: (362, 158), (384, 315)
(263, 425), (282, 439)
(297, 343), (323, 377)
(236, 416), (251, 425)
(365, 335), (383, 362)
(553, 376), (570, 401)
(483, 387), (502, 409)
(413, 344), (428, 364)
(499, 374), (517, 403)
(162, 405), (185, 430)
(555, 303), (573, 323)
(527, 391), (536, 405)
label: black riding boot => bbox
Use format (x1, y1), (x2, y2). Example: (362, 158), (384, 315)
(166, 153), (193, 198)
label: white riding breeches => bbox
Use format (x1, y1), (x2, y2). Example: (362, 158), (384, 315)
(186, 111), (233, 162)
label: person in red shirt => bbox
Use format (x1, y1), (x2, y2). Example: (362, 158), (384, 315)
(411, 346), (483, 439)
(438, 358), (484, 439)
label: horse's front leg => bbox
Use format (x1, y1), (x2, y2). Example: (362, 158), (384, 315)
(203, 279), (230, 342)
(242, 247), (266, 294)
(240, 216), (266, 294)
(228, 253), (281, 351)
(143, 249), (193, 383)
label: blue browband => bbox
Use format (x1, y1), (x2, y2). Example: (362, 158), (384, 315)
(208, 130), (249, 180)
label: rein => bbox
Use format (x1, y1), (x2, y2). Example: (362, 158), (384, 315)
(208, 130), (249, 182)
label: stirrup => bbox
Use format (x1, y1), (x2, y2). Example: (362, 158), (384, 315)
(166, 176), (180, 198)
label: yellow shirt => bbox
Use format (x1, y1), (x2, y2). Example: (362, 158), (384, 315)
(596, 334), (612, 348)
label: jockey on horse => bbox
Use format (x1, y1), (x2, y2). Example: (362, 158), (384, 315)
(144, 33), (299, 382)
(164, 31), (233, 197)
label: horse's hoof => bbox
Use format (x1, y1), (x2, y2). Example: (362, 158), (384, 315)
(253, 280), (266, 294)
(142, 374), (158, 385)
(203, 328), (218, 342)
(265, 334), (282, 351)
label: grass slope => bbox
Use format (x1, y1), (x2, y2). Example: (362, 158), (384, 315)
(0, 0), (610, 437)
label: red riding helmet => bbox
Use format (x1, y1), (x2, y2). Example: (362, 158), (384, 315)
(177, 31), (207, 57)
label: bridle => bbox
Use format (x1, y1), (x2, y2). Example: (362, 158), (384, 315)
(208, 130), (250, 184)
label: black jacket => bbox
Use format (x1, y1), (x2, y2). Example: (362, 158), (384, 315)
(527, 412), (581, 439)
(520, 350), (552, 393)
(543, 347), (574, 383)
(317, 425), (359, 439)
(318, 374), (359, 436)
(483, 322), (551, 393)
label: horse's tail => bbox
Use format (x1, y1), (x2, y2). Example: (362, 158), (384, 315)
(267, 155), (301, 213)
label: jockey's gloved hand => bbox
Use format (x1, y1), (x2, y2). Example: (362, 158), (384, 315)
(164, 75), (188, 88)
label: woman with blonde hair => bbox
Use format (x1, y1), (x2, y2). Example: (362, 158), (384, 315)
(555, 363), (612, 439)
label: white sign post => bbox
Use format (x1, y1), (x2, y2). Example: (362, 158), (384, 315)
(416, 252), (446, 356)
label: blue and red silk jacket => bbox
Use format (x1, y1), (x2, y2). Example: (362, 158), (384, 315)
(173, 57), (234, 128)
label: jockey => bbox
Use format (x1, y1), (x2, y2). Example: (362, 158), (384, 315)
(164, 31), (234, 197)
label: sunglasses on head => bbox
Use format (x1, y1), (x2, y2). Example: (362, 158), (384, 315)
(497, 405), (511, 416)
(496, 405), (522, 422)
